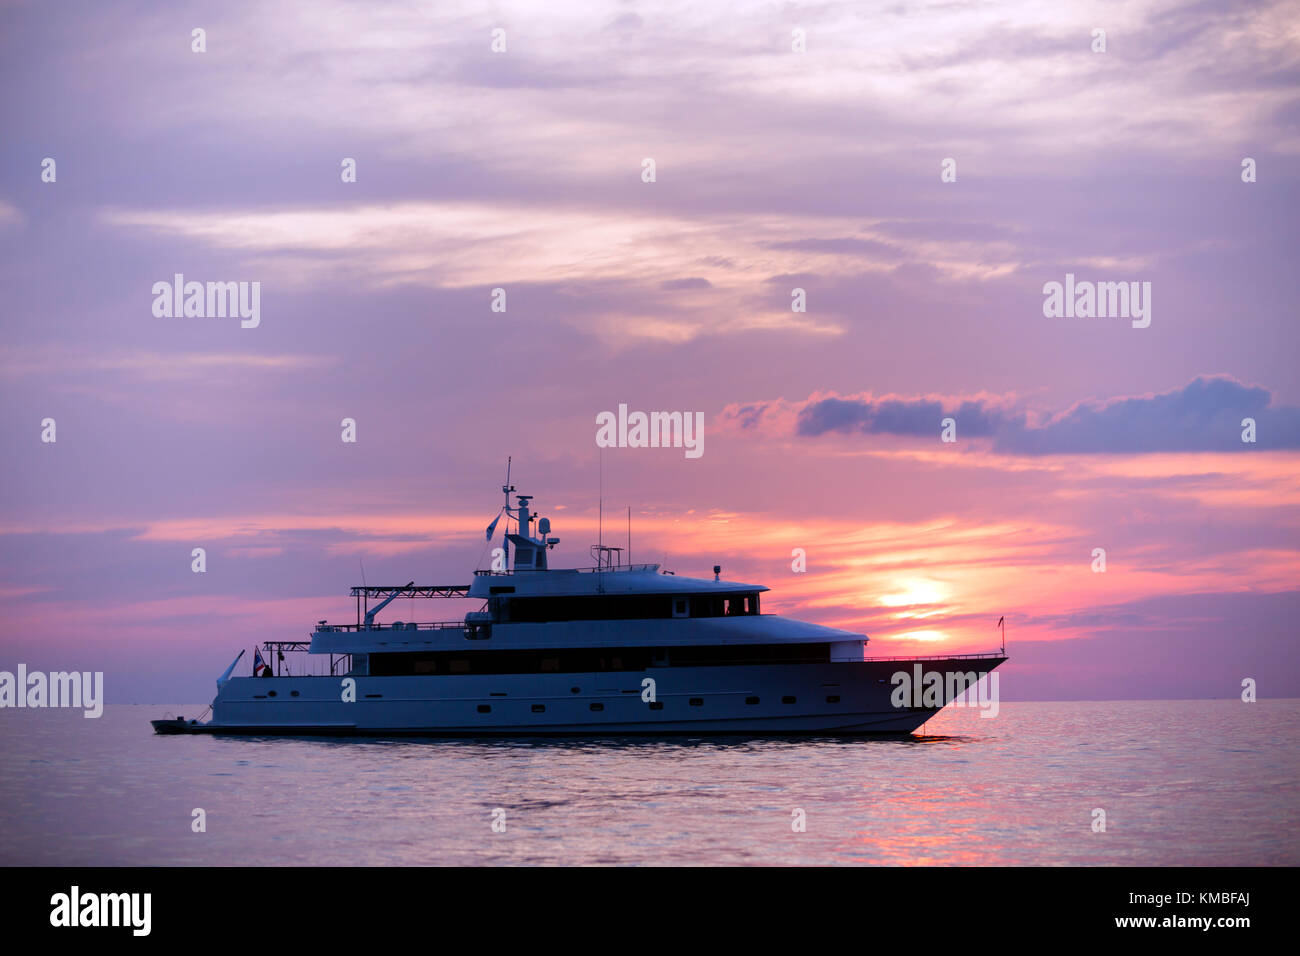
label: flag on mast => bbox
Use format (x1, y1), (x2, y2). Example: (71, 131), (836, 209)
(485, 511), (501, 541)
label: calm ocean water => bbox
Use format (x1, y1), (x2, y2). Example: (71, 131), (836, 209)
(1, 699), (1296, 866)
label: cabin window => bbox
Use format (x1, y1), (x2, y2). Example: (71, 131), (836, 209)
(507, 595), (674, 622)
(477, 704), (491, 713)
(689, 697), (703, 706)
(746, 696), (759, 705)
(782, 696), (796, 704)
(502, 592), (759, 622)
(589, 702), (604, 711)
(363, 643), (827, 677)
(532, 704), (545, 713)
(826, 695), (840, 703)
(290, 691), (299, 697)
(649, 701), (664, 710)
(693, 593), (760, 617)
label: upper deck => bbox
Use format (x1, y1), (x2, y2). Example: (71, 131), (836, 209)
(303, 485), (865, 657)
(468, 563), (768, 599)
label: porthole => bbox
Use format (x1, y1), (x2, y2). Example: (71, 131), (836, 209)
(290, 690), (299, 697)
(531, 704), (545, 713)
(689, 697), (703, 706)
(649, 701), (664, 711)
(782, 696), (796, 704)
(745, 696), (760, 705)
(570, 686), (580, 694)
(477, 704), (491, 713)
(267, 691), (277, 697)
(589, 702), (604, 712)
(825, 695), (840, 704)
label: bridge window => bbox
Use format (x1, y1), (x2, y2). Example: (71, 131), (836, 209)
(502, 592), (761, 622)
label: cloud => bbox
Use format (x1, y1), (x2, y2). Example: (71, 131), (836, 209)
(0, 200), (25, 228)
(659, 277), (712, 290)
(799, 395), (1014, 439)
(764, 237), (904, 259)
(727, 376), (1300, 453)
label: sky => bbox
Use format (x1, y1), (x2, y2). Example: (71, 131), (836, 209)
(1, 0), (1297, 703)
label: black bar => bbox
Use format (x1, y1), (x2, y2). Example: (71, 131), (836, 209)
(10, 866), (1280, 943)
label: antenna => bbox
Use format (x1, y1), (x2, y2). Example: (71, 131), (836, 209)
(598, 450), (603, 554)
(358, 557), (367, 587)
(502, 456), (514, 569)
(627, 506), (631, 565)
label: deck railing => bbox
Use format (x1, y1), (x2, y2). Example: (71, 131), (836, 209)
(473, 564), (659, 576)
(313, 621), (470, 633)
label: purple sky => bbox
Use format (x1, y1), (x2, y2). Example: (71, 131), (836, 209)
(1, 0), (1297, 702)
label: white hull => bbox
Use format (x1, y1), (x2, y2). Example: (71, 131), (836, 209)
(198, 658), (1003, 736)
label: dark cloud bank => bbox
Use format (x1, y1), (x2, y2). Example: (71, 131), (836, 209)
(790, 376), (1300, 453)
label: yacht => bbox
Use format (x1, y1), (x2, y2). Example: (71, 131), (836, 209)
(153, 479), (1005, 736)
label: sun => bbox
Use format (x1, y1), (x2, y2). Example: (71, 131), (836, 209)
(878, 578), (949, 608)
(894, 629), (948, 643)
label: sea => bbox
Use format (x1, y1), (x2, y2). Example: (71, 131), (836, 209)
(1, 699), (1296, 866)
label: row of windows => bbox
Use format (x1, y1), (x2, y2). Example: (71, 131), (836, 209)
(501, 593), (760, 623)
(367, 643), (830, 676)
(468, 695), (843, 714)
